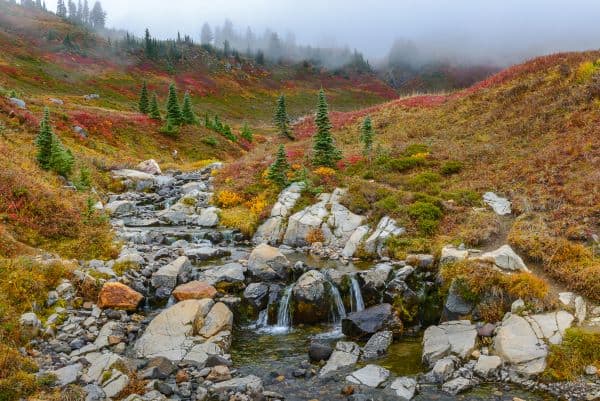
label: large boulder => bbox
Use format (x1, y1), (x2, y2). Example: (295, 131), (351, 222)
(253, 182), (305, 245)
(325, 201), (365, 248)
(443, 280), (474, 320)
(494, 311), (574, 376)
(422, 320), (477, 367)
(198, 262), (246, 290)
(198, 302), (233, 338)
(440, 245), (468, 266)
(358, 263), (393, 305)
(292, 270), (329, 324)
(346, 364), (390, 388)
(134, 299), (215, 364)
(389, 377), (417, 401)
(136, 159), (162, 175)
(363, 216), (405, 256)
(361, 331), (393, 360)
(247, 244), (291, 281)
(472, 245), (529, 272)
(283, 195), (330, 247)
(98, 282), (144, 310)
(342, 304), (402, 339)
(105, 200), (135, 217)
(243, 283), (269, 310)
(342, 225), (370, 258)
(172, 281), (217, 301)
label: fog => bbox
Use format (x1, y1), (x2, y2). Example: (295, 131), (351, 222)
(45, 0), (600, 66)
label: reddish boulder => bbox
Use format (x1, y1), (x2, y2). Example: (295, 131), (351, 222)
(98, 282), (144, 311)
(172, 281), (217, 302)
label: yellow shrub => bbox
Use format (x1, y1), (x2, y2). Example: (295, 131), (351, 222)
(313, 167), (337, 177)
(506, 272), (549, 301)
(412, 152), (429, 159)
(245, 193), (269, 216)
(575, 61), (599, 83)
(215, 190), (244, 208)
(219, 206), (258, 237)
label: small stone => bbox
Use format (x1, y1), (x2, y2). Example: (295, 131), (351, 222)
(176, 369), (189, 383)
(341, 385), (355, 395)
(585, 365), (598, 376)
(206, 365), (231, 382)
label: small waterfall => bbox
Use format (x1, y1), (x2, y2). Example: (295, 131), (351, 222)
(276, 285), (294, 328)
(329, 283), (347, 323)
(350, 276), (365, 312)
(254, 308), (269, 328)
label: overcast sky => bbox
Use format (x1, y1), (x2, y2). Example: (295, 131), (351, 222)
(46, 0), (600, 65)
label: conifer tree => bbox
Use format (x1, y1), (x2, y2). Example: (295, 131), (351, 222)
(267, 144), (290, 187)
(181, 92), (197, 125)
(274, 94), (293, 139)
(56, 0), (67, 18)
(360, 116), (374, 158)
(149, 93), (161, 120)
(312, 89), (341, 167)
(49, 138), (75, 177)
(139, 81), (149, 114)
(165, 83), (182, 126)
(36, 108), (53, 169)
(240, 123), (253, 142)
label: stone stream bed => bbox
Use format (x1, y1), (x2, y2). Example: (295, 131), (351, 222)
(24, 161), (598, 401)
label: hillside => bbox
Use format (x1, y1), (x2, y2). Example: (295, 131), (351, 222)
(0, 1), (395, 258)
(216, 51), (600, 301)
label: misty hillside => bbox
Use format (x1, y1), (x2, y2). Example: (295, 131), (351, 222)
(1, 1), (599, 401)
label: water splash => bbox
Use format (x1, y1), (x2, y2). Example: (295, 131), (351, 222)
(329, 282), (347, 323)
(350, 276), (365, 312)
(276, 285), (294, 328)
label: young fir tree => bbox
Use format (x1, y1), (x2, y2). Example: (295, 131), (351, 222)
(139, 81), (149, 114)
(149, 93), (161, 120)
(274, 94), (293, 139)
(312, 89), (341, 167)
(267, 144), (290, 187)
(36, 108), (54, 169)
(360, 116), (374, 158)
(49, 138), (75, 177)
(181, 92), (198, 125)
(240, 123), (253, 142)
(165, 83), (182, 126)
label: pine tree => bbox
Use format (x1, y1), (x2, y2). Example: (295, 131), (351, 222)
(138, 81), (149, 114)
(181, 92), (197, 125)
(274, 94), (293, 139)
(49, 137), (75, 177)
(240, 123), (253, 142)
(360, 116), (374, 158)
(149, 93), (161, 120)
(267, 144), (290, 187)
(89, 1), (106, 29)
(36, 108), (53, 169)
(56, 0), (67, 18)
(165, 83), (182, 126)
(312, 89), (341, 167)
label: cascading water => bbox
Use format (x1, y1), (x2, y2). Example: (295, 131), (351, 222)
(328, 282), (347, 323)
(350, 276), (365, 312)
(276, 285), (294, 328)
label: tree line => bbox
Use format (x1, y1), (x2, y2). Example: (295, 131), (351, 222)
(56, 0), (106, 29)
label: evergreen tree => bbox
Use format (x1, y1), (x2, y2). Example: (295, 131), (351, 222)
(89, 1), (106, 29)
(200, 23), (213, 45)
(181, 92), (197, 125)
(149, 93), (161, 120)
(165, 83), (182, 126)
(56, 0), (67, 18)
(138, 81), (149, 114)
(267, 144), (290, 187)
(274, 94), (293, 139)
(312, 89), (341, 167)
(82, 0), (89, 24)
(49, 137), (75, 177)
(360, 116), (374, 158)
(240, 123), (253, 142)
(36, 108), (53, 169)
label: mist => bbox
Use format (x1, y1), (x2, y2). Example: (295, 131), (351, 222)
(44, 0), (600, 67)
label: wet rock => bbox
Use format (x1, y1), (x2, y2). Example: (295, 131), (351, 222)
(308, 341), (333, 362)
(292, 270), (329, 324)
(361, 331), (393, 360)
(19, 312), (42, 339)
(363, 216), (405, 256)
(97, 282), (144, 310)
(342, 303), (402, 339)
(358, 263), (393, 304)
(483, 192), (511, 215)
(136, 159), (162, 175)
(320, 341), (361, 377)
(442, 377), (473, 395)
(243, 283), (269, 310)
(346, 364), (390, 388)
(198, 302), (233, 338)
(247, 244), (291, 281)
(422, 320), (477, 367)
(474, 355), (502, 378)
(389, 377), (417, 401)
(172, 281), (217, 301)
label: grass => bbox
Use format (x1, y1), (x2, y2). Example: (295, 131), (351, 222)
(544, 328), (600, 381)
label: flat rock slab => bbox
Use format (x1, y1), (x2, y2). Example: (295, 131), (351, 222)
(422, 320), (477, 367)
(483, 192), (511, 215)
(346, 364), (390, 388)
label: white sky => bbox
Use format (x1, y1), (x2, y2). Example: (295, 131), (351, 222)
(45, 0), (600, 65)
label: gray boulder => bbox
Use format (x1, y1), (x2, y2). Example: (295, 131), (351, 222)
(346, 364), (390, 388)
(422, 320), (477, 367)
(292, 270), (328, 323)
(361, 331), (393, 360)
(247, 244), (291, 281)
(320, 341), (361, 377)
(363, 216), (405, 256)
(342, 304), (402, 339)
(442, 377), (473, 395)
(389, 377), (417, 401)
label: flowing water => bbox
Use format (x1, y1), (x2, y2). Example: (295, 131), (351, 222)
(329, 282), (347, 323)
(350, 275), (365, 312)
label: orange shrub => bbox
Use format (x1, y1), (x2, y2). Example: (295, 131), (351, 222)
(215, 190), (244, 208)
(306, 228), (325, 244)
